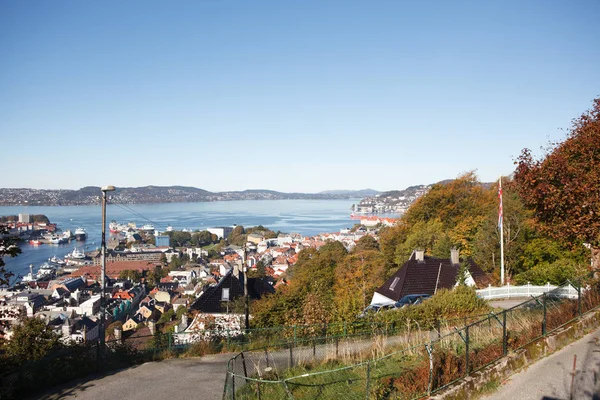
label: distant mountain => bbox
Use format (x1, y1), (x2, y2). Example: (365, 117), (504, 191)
(0, 186), (380, 206)
(318, 189), (379, 197)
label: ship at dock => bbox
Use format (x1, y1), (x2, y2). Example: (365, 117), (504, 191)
(74, 227), (87, 241)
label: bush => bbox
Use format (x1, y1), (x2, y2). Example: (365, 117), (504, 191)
(375, 286), (490, 329)
(514, 259), (586, 285)
(184, 339), (223, 357)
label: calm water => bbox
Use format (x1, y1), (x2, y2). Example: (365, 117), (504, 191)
(1, 199), (358, 279)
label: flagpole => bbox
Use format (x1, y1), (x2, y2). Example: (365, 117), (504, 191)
(499, 176), (505, 285)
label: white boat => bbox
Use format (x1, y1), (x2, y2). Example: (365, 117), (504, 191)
(48, 255), (66, 266)
(49, 235), (68, 244)
(141, 224), (155, 231)
(65, 248), (86, 260)
(37, 262), (56, 279)
(75, 227), (87, 241)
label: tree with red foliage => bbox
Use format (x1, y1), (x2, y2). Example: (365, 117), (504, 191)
(515, 98), (600, 269)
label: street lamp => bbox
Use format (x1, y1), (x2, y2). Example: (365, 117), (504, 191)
(243, 245), (249, 333)
(99, 185), (115, 360)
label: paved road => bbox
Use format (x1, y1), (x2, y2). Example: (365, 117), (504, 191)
(489, 298), (532, 309)
(484, 328), (600, 400)
(39, 352), (234, 400)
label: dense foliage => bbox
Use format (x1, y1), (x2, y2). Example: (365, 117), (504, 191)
(515, 98), (600, 269)
(252, 161), (589, 328)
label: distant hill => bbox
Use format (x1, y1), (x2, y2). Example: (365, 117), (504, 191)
(319, 189), (379, 197)
(354, 179), (493, 215)
(0, 186), (382, 206)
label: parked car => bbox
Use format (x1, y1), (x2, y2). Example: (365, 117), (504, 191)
(359, 302), (396, 318)
(394, 294), (431, 308)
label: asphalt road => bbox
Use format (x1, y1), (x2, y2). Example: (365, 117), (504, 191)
(38, 352), (234, 400)
(484, 328), (600, 400)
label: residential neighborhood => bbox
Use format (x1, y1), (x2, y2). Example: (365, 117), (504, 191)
(0, 218), (392, 349)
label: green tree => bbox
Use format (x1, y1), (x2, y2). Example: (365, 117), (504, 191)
(228, 225), (247, 246)
(167, 231), (192, 247)
(515, 98), (600, 269)
(456, 261), (470, 286)
(146, 266), (167, 288)
(158, 309), (175, 324)
(118, 269), (142, 282)
(353, 235), (379, 252)
(0, 224), (20, 286)
(3, 317), (61, 362)
(175, 306), (188, 321)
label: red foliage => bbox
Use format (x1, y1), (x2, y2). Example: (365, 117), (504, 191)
(514, 98), (600, 267)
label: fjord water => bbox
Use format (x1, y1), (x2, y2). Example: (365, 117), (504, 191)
(1, 199), (358, 279)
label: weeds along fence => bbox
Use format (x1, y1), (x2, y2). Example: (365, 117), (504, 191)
(223, 274), (600, 400)
(172, 314), (490, 353)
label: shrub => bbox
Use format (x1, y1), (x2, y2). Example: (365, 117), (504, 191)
(376, 286), (490, 329)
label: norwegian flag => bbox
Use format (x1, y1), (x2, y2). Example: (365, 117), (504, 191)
(498, 179), (503, 231)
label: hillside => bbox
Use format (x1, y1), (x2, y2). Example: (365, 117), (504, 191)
(0, 186), (379, 206)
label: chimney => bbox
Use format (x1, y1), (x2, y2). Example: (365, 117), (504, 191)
(450, 248), (460, 265)
(148, 319), (156, 335)
(415, 250), (424, 262)
(114, 325), (123, 344)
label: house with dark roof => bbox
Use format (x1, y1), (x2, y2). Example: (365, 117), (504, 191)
(370, 249), (490, 305)
(190, 269), (274, 314)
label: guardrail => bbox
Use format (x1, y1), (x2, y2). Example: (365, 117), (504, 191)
(476, 282), (580, 300)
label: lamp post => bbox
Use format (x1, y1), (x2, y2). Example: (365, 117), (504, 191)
(243, 245), (249, 333)
(98, 185), (115, 362)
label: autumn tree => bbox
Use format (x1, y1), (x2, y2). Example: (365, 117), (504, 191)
(353, 235), (379, 252)
(333, 250), (386, 321)
(228, 225), (246, 246)
(251, 242), (347, 328)
(515, 98), (600, 269)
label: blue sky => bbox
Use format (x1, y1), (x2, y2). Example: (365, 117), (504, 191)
(1, 1), (598, 192)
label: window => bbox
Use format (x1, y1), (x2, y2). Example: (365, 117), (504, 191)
(389, 277), (400, 291)
(221, 288), (230, 301)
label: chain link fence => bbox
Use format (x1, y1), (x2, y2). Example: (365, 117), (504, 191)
(224, 273), (600, 399)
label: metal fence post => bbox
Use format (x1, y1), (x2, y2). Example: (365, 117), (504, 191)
(365, 361), (371, 400)
(502, 310), (508, 356)
(577, 279), (582, 316)
(289, 345), (294, 368)
(265, 348), (270, 368)
(343, 321), (347, 338)
(465, 325), (470, 376)
(293, 325), (297, 348)
(241, 352), (248, 380)
(426, 343), (433, 395)
(542, 293), (547, 335)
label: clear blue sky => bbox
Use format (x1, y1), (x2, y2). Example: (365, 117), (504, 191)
(1, 1), (598, 193)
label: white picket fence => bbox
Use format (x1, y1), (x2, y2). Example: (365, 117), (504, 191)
(476, 282), (579, 300)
